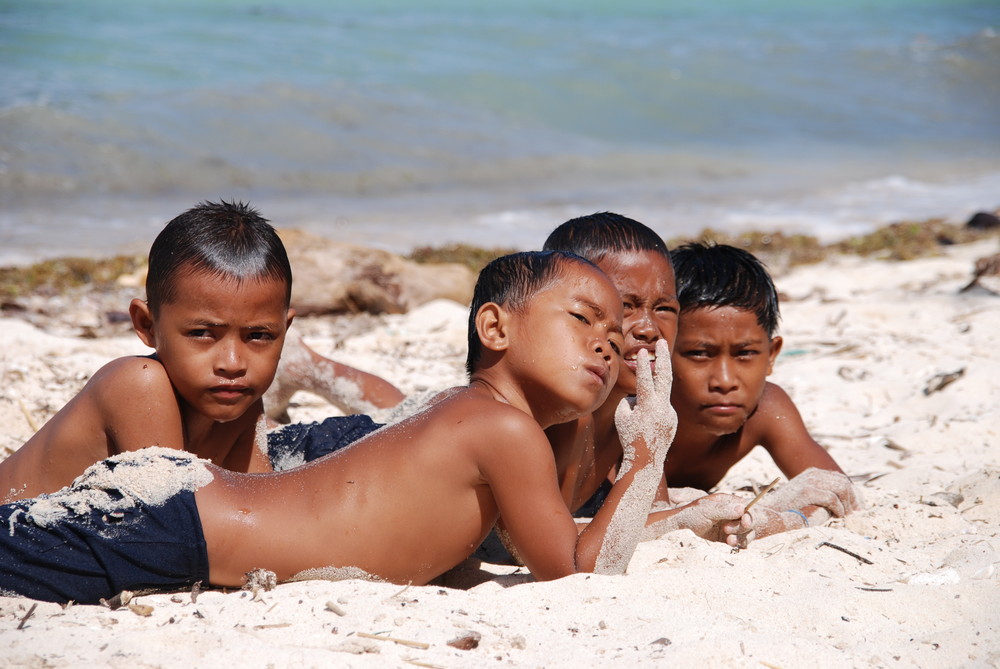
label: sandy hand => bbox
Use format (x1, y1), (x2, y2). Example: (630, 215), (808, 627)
(644, 493), (752, 547)
(614, 338), (677, 473)
(763, 467), (861, 518)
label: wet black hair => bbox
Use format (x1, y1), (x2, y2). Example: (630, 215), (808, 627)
(465, 250), (597, 376)
(145, 200), (292, 313)
(669, 242), (780, 336)
(542, 211), (670, 264)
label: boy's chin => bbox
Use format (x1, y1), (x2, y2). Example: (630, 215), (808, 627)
(698, 418), (745, 438)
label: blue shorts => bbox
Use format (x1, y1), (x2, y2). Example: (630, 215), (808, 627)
(573, 478), (612, 518)
(267, 414), (384, 470)
(0, 488), (209, 604)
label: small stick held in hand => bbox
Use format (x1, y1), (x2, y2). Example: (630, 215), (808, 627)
(743, 477), (781, 512)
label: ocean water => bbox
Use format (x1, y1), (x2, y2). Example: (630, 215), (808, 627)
(1, 0), (999, 265)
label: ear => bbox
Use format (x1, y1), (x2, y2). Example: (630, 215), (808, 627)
(285, 307), (296, 331)
(475, 302), (510, 354)
(129, 298), (157, 349)
(766, 335), (783, 374)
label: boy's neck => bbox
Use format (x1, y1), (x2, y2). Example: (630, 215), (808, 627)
(467, 373), (560, 430)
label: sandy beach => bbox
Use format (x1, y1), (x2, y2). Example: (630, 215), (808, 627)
(0, 236), (998, 668)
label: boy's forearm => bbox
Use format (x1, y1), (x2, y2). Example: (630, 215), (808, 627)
(583, 450), (664, 574)
(585, 339), (676, 574)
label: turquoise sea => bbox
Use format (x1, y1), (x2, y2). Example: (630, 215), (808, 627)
(1, 0), (999, 264)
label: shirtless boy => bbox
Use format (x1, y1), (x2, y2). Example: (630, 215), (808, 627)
(541, 213), (754, 545)
(0, 251), (674, 604)
(0, 200), (294, 502)
(651, 242), (859, 539)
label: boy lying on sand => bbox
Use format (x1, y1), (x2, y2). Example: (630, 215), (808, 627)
(539, 214), (754, 543)
(0, 200), (405, 502)
(0, 251), (673, 604)
(0, 200), (295, 502)
(647, 242), (860, 539)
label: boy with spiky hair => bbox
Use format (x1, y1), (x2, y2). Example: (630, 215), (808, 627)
(655, 242), (859, 538)
(0, 200), (294, 502)
(0, 251), (674, 604)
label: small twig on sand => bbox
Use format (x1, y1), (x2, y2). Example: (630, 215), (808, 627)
(389, 582), (413, 600)
(816, 541), (873, 565)
(17, 603), (38, 630)
(405, 660), (444, 669)
(357, 631), (430, 649)
(744, 477), (781, 512)
(18, 399), (40, 433)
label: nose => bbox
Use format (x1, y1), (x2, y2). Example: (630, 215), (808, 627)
(709, 357), (738, 393)
(593, 338), (613, 364)
(215, 337), (247, 377)
(629, 309), (659, 342)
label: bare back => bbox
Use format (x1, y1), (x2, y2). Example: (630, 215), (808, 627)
(197, 385), (581, 587)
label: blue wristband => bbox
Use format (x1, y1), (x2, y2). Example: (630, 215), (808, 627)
(785, 509), (809, 527)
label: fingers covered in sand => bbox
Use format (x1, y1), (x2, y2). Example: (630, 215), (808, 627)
(593, 340), (677, 574)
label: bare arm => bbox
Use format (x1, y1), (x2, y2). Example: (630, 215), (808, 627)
(757, 383), (844, 479)
(265, 329), (404, 419)
(588, 339), (676, 574)
(483, 342), (674, 580)
(751, 384), (860, 530)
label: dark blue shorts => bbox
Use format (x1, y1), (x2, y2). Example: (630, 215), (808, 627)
(267, 414), (384, 470)
(574, 478), (612, 518)
(0, 488), (209, 604)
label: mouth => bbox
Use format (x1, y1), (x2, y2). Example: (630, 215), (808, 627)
(210, 385), (251, 402)
(702, 403), (743, 416)
(584, 363), (608, 385)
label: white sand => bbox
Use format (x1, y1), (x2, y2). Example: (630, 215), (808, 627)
(0, 240), (998, 668)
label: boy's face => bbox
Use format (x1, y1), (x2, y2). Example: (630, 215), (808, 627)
(132, 269), (293, 424)
(507, 262), (624, 423)
(595, 250), (679, 395)
(670, 306), (782, 437)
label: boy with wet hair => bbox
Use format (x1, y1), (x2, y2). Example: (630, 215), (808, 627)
(0, 251), (674, 604)
(653, 241), (859, 539)
(0, 200), (294, 502)
(541, 213), (754, 545)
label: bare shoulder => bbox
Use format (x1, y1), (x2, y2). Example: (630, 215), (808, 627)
(754, 382), (801, 421)
(87, 355), (174, 403)
(85, 355), (185, 452)
(743, 382), (810, 443)
(430, 388), (553, 463)
(747, 381), (837, 475)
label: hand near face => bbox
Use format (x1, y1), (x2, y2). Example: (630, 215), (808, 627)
(615, 338), (677, 473)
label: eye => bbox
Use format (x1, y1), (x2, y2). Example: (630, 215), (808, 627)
(571, 312), (590, 325)
(247, 331), (276, 342)
(187, 328), (210, 338)
(736, 349), (759, 359)
(683, 349), (709, 360)
(608, 337), (623, 355)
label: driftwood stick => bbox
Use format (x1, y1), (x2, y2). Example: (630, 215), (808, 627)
(816, 541), (874, 564)
(17, 603), (38, 630)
